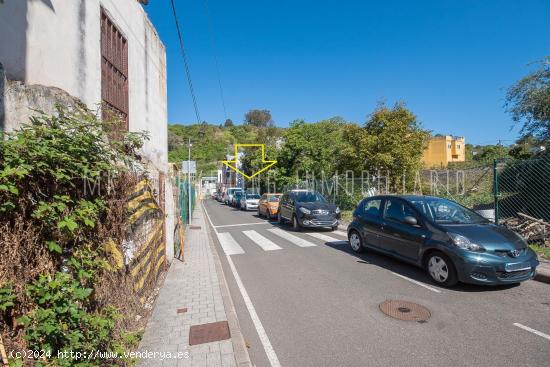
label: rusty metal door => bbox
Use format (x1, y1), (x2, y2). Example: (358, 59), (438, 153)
(101, 9), (129, 130)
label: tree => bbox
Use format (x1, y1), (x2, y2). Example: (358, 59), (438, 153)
(224, 118), (234, 127)
(471, 144), (509, 162)
(276, 118), (347, 178)
(339, 103), (430, 191)
(244, 109), (274, 128)
(511, 135), (543, 159)
(505, 57), (550, 144)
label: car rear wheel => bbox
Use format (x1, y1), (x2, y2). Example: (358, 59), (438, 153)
(292, 215), (301, 231)
(348, 230), (364, 253)
(426, 252), (458, 287)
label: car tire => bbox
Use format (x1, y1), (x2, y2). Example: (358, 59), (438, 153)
(258, 209), (263, 218)
(348, 230), (364, 253)
(331, 225), (338, 231)
(426, 251), (458, 287)
(278, 212), (285, 224)
(292, 215), (301, 231)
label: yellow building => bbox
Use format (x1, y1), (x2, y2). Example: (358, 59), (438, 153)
(422, 135), (465, 168)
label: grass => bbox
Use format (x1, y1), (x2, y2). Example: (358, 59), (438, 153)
(529, 243), (550, 260)
(340, 210), (353, 224)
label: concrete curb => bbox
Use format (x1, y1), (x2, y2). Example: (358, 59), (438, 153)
(201, 202), (254, 367)
(534, 260), (550, 285)
(534, 271), (550, 284)
(338, 222), (350, 232)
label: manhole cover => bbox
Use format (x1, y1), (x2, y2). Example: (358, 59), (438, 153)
(379, 300), (430, 322)
(189, 321), (231, 345)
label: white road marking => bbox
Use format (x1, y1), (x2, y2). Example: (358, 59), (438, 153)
(333, 230), (348, 237)
(243, 230), (282, 251)
(268, 228), (317, 247)
(226, 255), (282, 367)
(203, 204), (282, 367)
(391, 272), (442, 293)
(217, 232), (245, 255)
(514, 323), (550, 341)
(305, 232), (348, 245)
(215, 222), (271, 228)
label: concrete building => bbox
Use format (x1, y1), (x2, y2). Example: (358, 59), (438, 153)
(0, 0), (175, 260)
(220, 153), (244, 190)
(422, 135), (466, 168)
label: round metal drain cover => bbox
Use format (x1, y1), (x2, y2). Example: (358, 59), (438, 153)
(379, 300), (430, 322)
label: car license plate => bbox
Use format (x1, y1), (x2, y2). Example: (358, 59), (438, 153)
(505, 262), (531, 272)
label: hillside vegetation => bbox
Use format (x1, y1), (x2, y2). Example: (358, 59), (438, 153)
(168, 124), (283, 175)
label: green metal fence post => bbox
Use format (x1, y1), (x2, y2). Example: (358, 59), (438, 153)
(493, 159), (500, 225)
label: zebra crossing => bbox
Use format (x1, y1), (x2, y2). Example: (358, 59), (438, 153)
(216, 226), (349, 256)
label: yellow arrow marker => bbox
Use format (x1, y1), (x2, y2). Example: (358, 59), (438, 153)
(222, 144), (277, 180)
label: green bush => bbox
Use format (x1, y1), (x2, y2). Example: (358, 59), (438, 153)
(0, 106), (147, 366)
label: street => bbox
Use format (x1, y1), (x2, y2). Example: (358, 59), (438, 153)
(203, 199), (550, 367)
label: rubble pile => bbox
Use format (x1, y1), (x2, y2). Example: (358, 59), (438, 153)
(502, 213), (550, 246)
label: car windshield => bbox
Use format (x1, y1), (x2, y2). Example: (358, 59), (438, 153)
(409, 197), (489, 224)
(268, 196), (281, 202)
(246, 194), (260, 199)
(294, 192), (326, 203)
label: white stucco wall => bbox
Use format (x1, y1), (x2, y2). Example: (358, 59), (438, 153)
(0, 0), (167, 172)
(0, 0), (173, 258)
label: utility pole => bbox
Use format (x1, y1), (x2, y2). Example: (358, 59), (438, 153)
(188, 138), (192, 225)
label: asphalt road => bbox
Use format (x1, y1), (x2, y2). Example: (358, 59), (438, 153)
(203, 199), (550, 367)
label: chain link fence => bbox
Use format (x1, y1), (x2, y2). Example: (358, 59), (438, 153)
(173, 175), (197, 259)
(276, 155), (549, 245)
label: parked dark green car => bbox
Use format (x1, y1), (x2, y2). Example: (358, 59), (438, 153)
(347, 195), (539, 287)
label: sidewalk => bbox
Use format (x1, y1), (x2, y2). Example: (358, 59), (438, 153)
(137, 205), (249, 367)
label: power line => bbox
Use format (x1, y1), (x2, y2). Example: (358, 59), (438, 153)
(169, 0), (201, 123)
(202, 0), (228, 121)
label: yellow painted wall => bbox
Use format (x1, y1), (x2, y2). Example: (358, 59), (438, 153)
(422, 136), (465, 168)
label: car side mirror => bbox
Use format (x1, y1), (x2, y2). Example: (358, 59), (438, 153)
(403, 216), (418, 226)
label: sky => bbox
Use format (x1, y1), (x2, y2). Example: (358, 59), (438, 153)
(144, 0), (550, 145)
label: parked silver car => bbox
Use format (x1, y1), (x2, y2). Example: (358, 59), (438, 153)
(240, 194), (261, 211)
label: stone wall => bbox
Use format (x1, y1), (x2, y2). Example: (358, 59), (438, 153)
(0, 63), (81, 132)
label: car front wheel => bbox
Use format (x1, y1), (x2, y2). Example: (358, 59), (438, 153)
(348, 230), (364, 253)
(426, 252), (458, 287)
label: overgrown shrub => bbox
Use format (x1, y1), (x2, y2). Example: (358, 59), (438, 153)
(0, 105), (148, 366)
